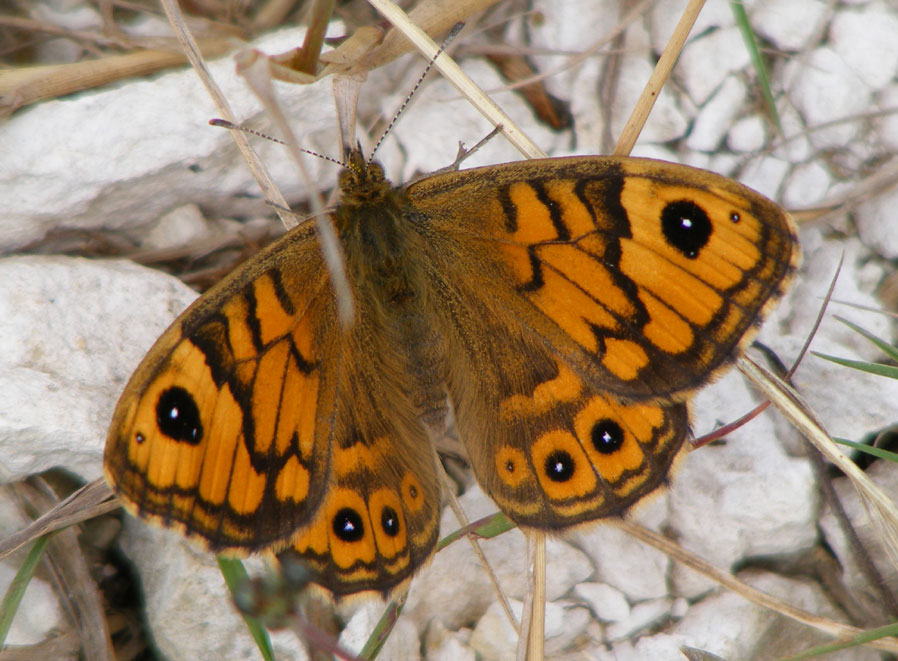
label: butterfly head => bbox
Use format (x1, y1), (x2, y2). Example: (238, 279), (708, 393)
(337, 150), (393, 208)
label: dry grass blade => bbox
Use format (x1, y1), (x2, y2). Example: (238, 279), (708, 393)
(157, 0), (291, 219)
(363, 0), (505, 72)
(159, 0), (355, 326)
(439, 469), (518, 632)
(738, 356), (898, 575)
(0, 479), (116, 562)
(517, 532), (545, 661)
(11, 478), (115, 660)
(616, 519), (898, 653)
(0, 40), (234, 116)
(367, 0), (545, 159)
(235, 50), (355, 326)
(612, 0), (706, 156)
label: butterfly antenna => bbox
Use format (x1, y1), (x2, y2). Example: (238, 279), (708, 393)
(209, 119), (344, 166)
(369, 22), (465, 161)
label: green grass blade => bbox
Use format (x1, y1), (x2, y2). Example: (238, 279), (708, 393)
(784, 619), (898, 659)
(0, 534), (53, 648)
(359, 594), (406, 660)
(835, 316), (898, 363)
(731, 0), (781, 132)
(834, 437), (898, 463)
(218, 556), (275, 661)
(811, 352), (898, 380)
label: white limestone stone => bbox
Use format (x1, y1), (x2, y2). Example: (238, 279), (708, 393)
(783, 47), (872, 149)
(575, 582), (631, 623)
(404, 484), (595, 632)
(340, 602), (420, 660)
(677, 27), (751, 106)
(781, 161), (834, 209)
(855, 185), (898, 259)
(0, 27), (338, 252)
(605, 598), (673, 642)
(0, 256), (197, 483)
(423, 620), (476, 661)
(830, 3), (898, 90)
(687, 77), (748, 152)
(119, 519), (307, 661)
(670, 371), (818, 599)
(753, 0), (829, 51)
(727, 114), (767, 153)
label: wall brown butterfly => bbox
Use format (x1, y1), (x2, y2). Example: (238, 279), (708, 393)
(104, 148), (798, 596)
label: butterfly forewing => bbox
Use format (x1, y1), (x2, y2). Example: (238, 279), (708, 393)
(407, 156), (798, 400)
(104, 225), (340, 550)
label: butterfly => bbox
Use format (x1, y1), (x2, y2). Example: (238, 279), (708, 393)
(104, 149), (798, 596)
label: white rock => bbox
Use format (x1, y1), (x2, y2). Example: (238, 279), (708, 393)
(468, 598), (592, 659)
(605, 598), (672, 642)
(340, 601), (420, 660)
(0, 561), (63, 646)
(139, 204), (218, 252)
(612, 56), (690, 145)
(649, 1), (735, 54)
(574, 513), (672, 602)
(727, 115), (768, 153)
(467, 599), (520, 660)
(773, 104), (816, 164)
(781, 161), (834, 209)
(120, 519), (307, 660)
(753, 0), (829, 51)
(405, 484), (594, 632)
(670, 371), (818, 598)
(677, 27), (751, 106)
(687, 76), (748, 152)
(424, 620), (476, 661)
(819, 457), (898, 620)
(387, 61), (559, 178)
(737, 153), (791, 200)
(779, 232), (891, 364)
(575, 582), (630, 623)
(783, 47), (872, 149)
(621, 634), (696, 661)
(830, 4), (898, 90)
(0, 27), (338, 252)
(855, 185), (898, 259)
(673, 572), (879, 660)
(873, 85), (898, 152)
(0, 256), (196, 483)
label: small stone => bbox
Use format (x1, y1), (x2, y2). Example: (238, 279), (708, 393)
(605, 598), (672, 642)
(753, 0), (828, 51)
(727, 115), (767, 153)
(575, 582), (630, 623)
(687, 77), (748, 152)
(830, 4), (898, 90)
(677, 27), (751, 106)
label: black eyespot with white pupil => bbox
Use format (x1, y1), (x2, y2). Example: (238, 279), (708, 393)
(592, 419), (625, 455)
(661, 200), (712, 259)
(156, 386), (203, 444)
(381, 506), (400, 537)
(333, 508), (365, 542)
(544, 450), (575, 482)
